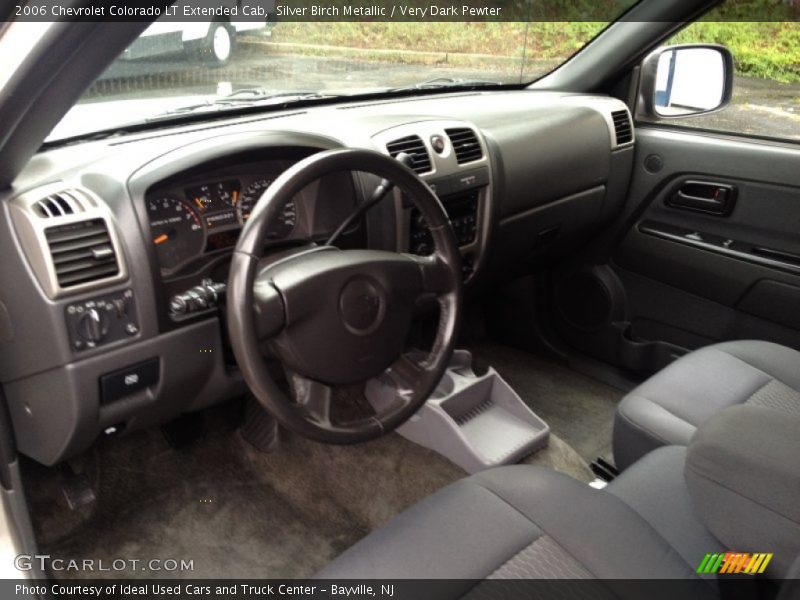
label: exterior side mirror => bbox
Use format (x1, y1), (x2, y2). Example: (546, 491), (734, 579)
(637, 44), (734, 119)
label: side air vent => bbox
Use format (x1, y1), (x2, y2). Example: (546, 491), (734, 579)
(45, 219), (119, 288)
(611, 109), (633, 146)
(33, 189), (95, 218)
(445, 128), (483, 164)
(386, 135), (432, 174)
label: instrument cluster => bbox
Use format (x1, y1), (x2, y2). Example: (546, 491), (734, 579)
(146, 173), (298, 274)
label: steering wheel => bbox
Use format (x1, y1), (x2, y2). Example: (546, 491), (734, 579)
(227, 148), (462, 443)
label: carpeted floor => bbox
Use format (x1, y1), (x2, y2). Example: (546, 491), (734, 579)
(22, 343), (620, 580)
(468, 342), (623, 463)
(23, 427), (589, 579)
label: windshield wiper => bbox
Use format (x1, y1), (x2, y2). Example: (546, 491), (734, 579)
(146, 90), (344, 121)
(387, 77), (504, 93)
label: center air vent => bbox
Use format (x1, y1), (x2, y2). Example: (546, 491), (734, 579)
(386, 135), (432, 174)
(445, 128), (483, 164)
(45, 219), (120, 288)
(611, 109), (633, 146)
(33, 189), (94, 218)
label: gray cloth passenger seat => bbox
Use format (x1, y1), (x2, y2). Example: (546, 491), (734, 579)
(613, 340), (800, 470)
(315, 455), (716, 593)
(316, 405), (800, 599)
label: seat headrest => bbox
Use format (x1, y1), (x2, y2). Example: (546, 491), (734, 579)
(684, 404), (800, 578)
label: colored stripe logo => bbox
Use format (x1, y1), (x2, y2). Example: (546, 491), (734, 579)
(697, 552), (773, 574)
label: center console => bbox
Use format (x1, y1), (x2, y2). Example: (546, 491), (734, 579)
(369, 123), (538, 470)
(367, 350), (550, 473)
(373, 120), (492, 283)
(410, 188), (480, 255)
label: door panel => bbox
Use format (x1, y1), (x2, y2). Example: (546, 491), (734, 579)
(553, 127), (800, 374)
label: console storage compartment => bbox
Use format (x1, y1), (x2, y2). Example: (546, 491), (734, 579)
(366, 350), (549, 473)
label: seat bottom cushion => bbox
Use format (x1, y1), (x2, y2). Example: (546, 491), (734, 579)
(613, 340), (800, 470)
(315, 464), (714, 598)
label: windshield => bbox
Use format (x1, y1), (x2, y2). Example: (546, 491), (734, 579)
(48, 17), (632, 141)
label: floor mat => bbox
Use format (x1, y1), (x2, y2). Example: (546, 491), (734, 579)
(24, 412), (592, 579)
(468, 342), (623, 463)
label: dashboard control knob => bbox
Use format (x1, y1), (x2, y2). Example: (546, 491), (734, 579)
(78, 308), (109, 342)
(114, 297), (128, 317)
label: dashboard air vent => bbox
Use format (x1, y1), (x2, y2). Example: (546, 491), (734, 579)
(33, 189), (94, 218)
(44, 219), (119, 288)
(445, 128), (483, 164)
(611, 109), (633, 145)
(386, 135), (432, 174)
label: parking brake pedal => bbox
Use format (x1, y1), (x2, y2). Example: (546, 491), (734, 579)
(590, 457), (619, 482)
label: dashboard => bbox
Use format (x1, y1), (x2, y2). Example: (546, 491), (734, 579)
(0, 90), (635, 465)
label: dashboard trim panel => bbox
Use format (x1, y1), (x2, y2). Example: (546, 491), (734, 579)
(372, 120), (493, 283)
(8, 182), (129, 300)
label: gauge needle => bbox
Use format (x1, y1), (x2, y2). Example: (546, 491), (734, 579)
(232, 190), (239, 205)
(194, 198), (204, 211)
(153, 234), (169, 245)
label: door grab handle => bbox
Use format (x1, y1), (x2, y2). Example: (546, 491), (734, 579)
(666, 181), (736, 216)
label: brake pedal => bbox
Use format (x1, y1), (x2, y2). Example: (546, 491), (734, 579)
(240, 395), (278, 453)
(61, 472), (96, 510)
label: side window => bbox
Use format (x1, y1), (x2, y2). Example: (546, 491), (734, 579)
(649, 20), (800, 142)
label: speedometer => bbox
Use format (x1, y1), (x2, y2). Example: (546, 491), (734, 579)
(147, 195), (204, 271)
(239, 177), (297, 240)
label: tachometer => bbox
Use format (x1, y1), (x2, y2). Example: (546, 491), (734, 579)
(187, 184), (213, 212)
(186, 180), (240, 212)
(239, 177), (297, 239)
(147, 195), (204, 271)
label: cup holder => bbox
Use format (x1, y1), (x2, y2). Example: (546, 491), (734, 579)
(366, 349), (550, 474)
(431, 373), (455, 399)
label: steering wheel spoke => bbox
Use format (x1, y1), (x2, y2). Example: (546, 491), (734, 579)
(288, 372), (333, 425)
(253, 277), (285, 340)
(410, 253), (457, 297)
(388, 352), (433, 390)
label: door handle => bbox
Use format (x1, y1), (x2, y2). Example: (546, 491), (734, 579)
(667, 181), (736, 216)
